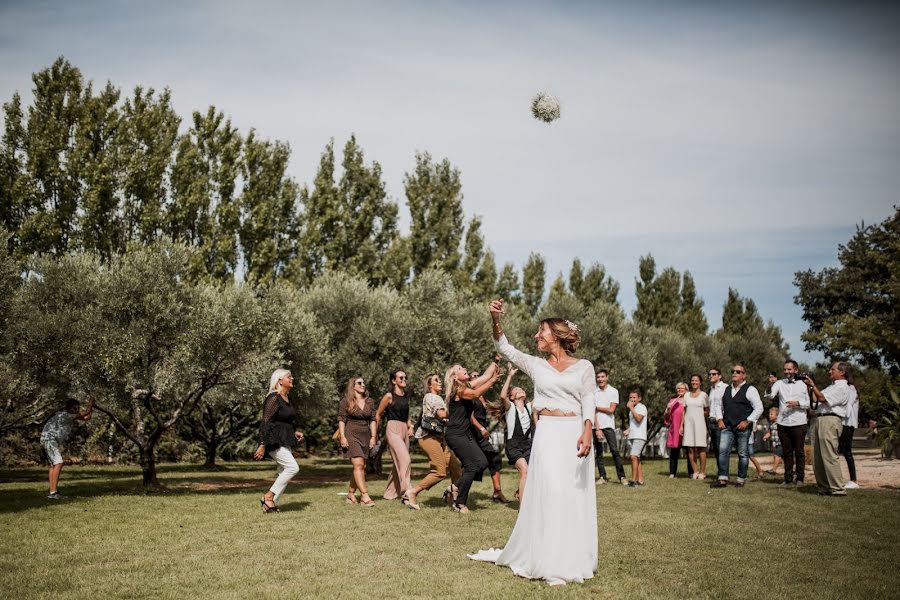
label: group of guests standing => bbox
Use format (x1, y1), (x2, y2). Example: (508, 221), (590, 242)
(253, 360), (863, 514)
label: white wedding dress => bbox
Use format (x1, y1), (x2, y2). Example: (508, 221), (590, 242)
(468, 336), (597, 586)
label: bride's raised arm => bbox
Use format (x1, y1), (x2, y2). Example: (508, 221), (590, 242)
(490, 299), (540, 379)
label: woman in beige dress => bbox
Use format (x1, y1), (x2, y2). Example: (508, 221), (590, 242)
(681, 373), (709, 479)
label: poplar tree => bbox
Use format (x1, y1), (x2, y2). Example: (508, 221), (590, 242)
(169, 106), (242, 282)
(496, 262), (520, 303)
(405, 152), (464, 276)
(522, 252), (546, 316)
(76, 81), (122, 262)
(119, 86), (180, 247)
(17, 58), (86, 257)
(238, 130), (299, 286)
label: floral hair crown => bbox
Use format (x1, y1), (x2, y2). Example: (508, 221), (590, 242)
(565, 319), (579, 333)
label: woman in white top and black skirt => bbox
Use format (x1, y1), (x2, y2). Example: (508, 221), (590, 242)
(499, 363), (533, 502)
(469, 299), (597, 586)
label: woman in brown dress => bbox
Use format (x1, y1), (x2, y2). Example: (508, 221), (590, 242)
(338, 376), (377, 506)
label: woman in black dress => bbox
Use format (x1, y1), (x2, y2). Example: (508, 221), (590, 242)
(443, 361), (500, 513)
(338, 376), (377, 506)
(254, 368), (304, 513)
(499, 363), (533, 501)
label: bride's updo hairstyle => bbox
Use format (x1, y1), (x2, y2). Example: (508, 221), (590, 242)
(541, 318), (580, 355)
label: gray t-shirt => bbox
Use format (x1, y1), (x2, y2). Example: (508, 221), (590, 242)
(41, 411), (77, 442)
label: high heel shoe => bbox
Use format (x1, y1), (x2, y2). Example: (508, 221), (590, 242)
(260, 497), (279, 513)
(359, 494), (375, 507)
(442, 485), (456, 505)
(401, 493), (420, 510)
(451, 502), (469, 514)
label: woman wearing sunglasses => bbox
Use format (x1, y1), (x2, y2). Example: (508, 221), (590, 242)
(338, 376), (377, 506)
(376, 368), (414, 501)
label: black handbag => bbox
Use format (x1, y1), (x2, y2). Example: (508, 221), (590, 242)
(420, 415), (445, 435)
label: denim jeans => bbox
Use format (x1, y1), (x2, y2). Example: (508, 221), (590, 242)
(717, 425), (751, 481)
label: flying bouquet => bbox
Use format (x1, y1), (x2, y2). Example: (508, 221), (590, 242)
(531, 92), (561, 123)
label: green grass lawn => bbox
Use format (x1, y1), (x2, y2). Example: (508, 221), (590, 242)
(1, 456), (898, 599)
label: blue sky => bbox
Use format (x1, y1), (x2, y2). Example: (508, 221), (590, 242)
(2, 1), (898, 363)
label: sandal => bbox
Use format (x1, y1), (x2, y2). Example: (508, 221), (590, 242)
(346, 494), (358, 505)
(359, 494), (375, 507)
(442, 485), (457, 505)
(260, 497), (279, 513)
(452, 502), (469, 514)
(491, 492), (509, 504)
(401, 493), (420, 510)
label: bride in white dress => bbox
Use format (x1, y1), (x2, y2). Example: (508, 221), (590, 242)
(468, 299), (597, 586)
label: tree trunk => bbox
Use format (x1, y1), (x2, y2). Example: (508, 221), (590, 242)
(203, 436), (218, 470)
(138, 444), (161, 488)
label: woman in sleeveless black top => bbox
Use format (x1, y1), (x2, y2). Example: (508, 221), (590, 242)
(375, 369), (413, 501)
(253, 369), (304, 513)
(338, 376), (377, 506)
(469, 370), (508, 503)
(443, 361), (501, 513)
(500, 363), (533, 501)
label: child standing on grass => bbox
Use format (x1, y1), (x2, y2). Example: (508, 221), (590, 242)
(625, 389), (647, 487)
(763, 406), (783, 475)
(41, 397), (94, 500)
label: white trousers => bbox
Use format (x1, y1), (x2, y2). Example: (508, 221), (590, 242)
(268, 446), (299, 503)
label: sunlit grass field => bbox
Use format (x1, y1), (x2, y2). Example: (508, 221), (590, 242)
(1, 455), (898, 599)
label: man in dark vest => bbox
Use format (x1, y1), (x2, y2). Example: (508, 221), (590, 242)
(711, 364), (763, 488)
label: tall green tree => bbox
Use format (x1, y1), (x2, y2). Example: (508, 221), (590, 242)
(0, 94), (28, 255)
(496, 262), (520, 303)
(293, 136), (400, 286)
(169, 106), (242, 282)
(795, 207), (900, 375)
(18, 58), (87, 257)
(405, 152), (464, 276)
(570, 259), (619, 307)
(119, 86), (180, 247)
(634, 255), (680, 327)
(238, 130), (299, 286)
(75, 80), (122, 262)
(521, 252), (546, 316)
(634, 255), (705, 335)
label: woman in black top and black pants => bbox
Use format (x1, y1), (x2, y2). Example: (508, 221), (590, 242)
(254, 368), (304, 513)
(443, 361), (500, 513)
(469, 374), (508, 503)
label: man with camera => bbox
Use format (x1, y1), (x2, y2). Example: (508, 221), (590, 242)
(802, 362), (852, 497)
(768, 360), (811, 486)
(711, 364), (763, 488)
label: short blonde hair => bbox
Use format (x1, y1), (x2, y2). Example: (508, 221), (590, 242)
(269, 368), (292, 393)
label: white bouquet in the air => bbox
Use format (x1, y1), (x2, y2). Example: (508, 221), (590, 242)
(531, 92), (561, 123)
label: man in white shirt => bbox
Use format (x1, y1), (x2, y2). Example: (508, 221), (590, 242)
(707, 368), (727, 456)
(593, 369), (626, 484)
(840, 385), (860, 489)
(804, 362), (852, 496)
(767, 360), (811, 486)
(711, 364), (763, 488)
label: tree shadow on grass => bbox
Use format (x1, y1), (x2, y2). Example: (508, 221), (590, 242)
(0, 472), (338, 515)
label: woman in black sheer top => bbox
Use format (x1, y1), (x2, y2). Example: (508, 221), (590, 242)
(254, 368), (304, 513)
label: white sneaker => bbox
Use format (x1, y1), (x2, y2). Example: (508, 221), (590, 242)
(596, 477), (607, 485)
(843, 481), (860, 489)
